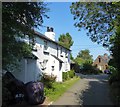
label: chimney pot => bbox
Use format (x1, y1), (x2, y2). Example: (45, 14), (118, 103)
(50, 27), (53, 32)
(47, 27), (50, 32)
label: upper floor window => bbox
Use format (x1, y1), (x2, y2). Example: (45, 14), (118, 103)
(60, 47), (62, 54)
(65, 50), (68, 58)
(44, 40), (48, 50)
(60, 47), (63, 57)
(57, 47), (58, 57)
(99, 58), (101, 63)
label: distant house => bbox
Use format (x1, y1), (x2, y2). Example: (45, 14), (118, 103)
(93, 53), (110, 72)
(13, 27), (71, 83)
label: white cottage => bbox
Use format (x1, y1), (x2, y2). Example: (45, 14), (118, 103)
(13, 27), (71, 83)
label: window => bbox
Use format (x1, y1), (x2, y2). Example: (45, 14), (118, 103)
(60, 47), (63, 57)
(65, 62), (68, 71)
(51, 66), (54, 71)
(32, 45), (37, 51)
(44, 40), (48, 50)
(57, 47), (58, 57)
(29, 37), (36, 50)
(99, 58), (101, 63)
(65, 50), (68, 58)
(40, 59), (48, 70)
(60, 47), (62, 54)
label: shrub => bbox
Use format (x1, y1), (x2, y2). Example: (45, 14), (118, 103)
(62, 72), (69, 81)
(73, 63), (81, 73)
(41, 73), (56, 88)
(109, 67), (120, 85)
(80, 62), (102, 74)
(62, 70), (75, 81)
(68, 70), (75, 78)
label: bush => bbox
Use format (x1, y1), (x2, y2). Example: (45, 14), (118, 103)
(80, 62), (102, 74)
(41, 73), (56, 88)
(109, 67), (120, 85)
(73, 63), (81, 73)
(68, 70), (75, 78)
(62, 72), (69, 81)
(62, 70), (75, 81)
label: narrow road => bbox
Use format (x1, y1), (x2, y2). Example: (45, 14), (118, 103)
(50, 74), (114, 105)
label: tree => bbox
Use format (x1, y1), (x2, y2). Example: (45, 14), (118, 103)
(74, 49), (93, 65)
(74, 57), (84, 65)
(70, 2), (120, 46)
(70, 53), (74, 60)
(77, 49), (93, 62)
(70, 1), (120, 81)
(58, 33), (74, 49)
(2, 2), (49, 72)
(109, 24), (120, 74)
(70, 2), (120, 69)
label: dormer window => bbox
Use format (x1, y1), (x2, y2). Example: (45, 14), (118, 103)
(32, 45), (37, 51)
(40, 59), (48, 70)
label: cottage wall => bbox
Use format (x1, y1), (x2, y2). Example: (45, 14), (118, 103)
(13, 31), (71, 83)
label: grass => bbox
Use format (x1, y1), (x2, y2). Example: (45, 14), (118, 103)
(44, 77), (80, 102)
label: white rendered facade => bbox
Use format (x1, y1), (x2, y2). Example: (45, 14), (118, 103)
(13, 29), (71, 83)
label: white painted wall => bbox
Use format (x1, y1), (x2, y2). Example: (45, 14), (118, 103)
(13, 59), (43, 84)
(25, 59), (36, 83)
(13, 32), (71, 83)
(12, 59), (26, 83)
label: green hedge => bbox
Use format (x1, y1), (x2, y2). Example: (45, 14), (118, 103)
(68, 70), (75, 78)
(62, 70), (75, 81)
(62, 72), (68, 81)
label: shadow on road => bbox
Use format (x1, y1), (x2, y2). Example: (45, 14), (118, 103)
(77, 74), (114, 105)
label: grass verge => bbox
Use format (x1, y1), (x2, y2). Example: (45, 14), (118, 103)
(44, 77), (80, 102)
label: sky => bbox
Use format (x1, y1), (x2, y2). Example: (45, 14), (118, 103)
(38, 2), (110, 60)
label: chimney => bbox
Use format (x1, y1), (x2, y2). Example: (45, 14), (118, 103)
(50, 27), (53, 32)
(45, 27), (55, 41)
(47, 27), (50, 32)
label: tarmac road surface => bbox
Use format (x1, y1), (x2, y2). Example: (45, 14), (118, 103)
(50, 74), (114, 106)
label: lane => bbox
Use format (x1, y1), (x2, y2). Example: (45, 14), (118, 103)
(50, 74), (114, 105)
(80, 74), (113, 105)
(51, 78), (89, 105)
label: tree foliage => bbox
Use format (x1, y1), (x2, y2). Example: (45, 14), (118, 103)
(58, 33), (74, 49)
(109, 24), (120, 74)
(70, 2), (120, 46)
(77, 49), (93, 62)
(74, 57), (84, 65)
(70, 53), (74, 60)
(74, 49), (93, 65)
(2, 2), (49, 71)
(107, 2), (120, 77)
